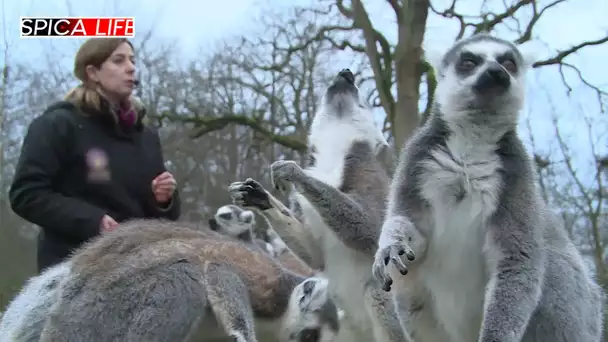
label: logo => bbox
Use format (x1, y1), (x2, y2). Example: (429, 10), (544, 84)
(85, 148), (111, 182)
(20, 17), (135, 38)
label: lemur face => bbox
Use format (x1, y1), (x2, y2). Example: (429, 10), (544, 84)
(286, 277), (343, 342)
(209, 204), (255, 237)
(433, 33), (534, 119)
(324, 69), (360, 117)
(309, 69), (388, 159)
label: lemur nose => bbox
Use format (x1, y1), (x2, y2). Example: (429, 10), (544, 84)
(485, 65), (510, 88)
(338, 69), (355, 85)
(474, 64), (510, 93)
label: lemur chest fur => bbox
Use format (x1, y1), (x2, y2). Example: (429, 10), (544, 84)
(419, 135), (503, 227)
(295, 192), (372, 312)
(416, 134), (503, 341)
(294, 163), (377, 341)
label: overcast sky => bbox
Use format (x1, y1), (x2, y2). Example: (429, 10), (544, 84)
(2, 0), (607, 186)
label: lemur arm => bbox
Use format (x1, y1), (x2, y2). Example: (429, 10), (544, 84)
(228, 179), (324, 270)
(201, 261), (257, 342)
(261, 194), (324, 269)
(379, 148), (429, 263)
(272, 161), (378, 256)
(478, 150), (544, 342)
(479, 206), (544, 342)
(261, 219), (322, 275)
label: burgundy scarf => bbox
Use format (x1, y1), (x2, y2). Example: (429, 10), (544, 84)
(116, 102), (137, 128)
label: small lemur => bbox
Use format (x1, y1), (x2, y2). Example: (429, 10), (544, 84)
(372, 33), (605, 342)
(37, 219), (342, 342)
(209, 204), (278, 257)
(231, 69), (410, 342)
(210, 204), (317, 277)
(0, 260), (71, 342)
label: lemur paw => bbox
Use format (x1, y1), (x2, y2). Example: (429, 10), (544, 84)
(270, 160), (302, 192)
(372, 237), (416, 292)
(228, 178), (271, 210)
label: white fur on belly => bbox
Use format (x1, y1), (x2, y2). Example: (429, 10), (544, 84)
(294, 194), (376, 342)
(294, 116), (386, 341)
(415, 134), (503, 342)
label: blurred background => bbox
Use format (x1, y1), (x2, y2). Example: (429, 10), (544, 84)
(1, 0), (606, 328)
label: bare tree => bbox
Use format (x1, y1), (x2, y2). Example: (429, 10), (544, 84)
(125, 10), (337, 222)
(289, 0), (608, 148)
(538, 112), (606, 286)
(153, 7), (358, 153)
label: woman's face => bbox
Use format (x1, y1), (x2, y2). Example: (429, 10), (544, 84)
(86, 42), (136, 103)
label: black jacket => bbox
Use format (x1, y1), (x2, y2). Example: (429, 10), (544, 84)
(9, 99), (181, 273)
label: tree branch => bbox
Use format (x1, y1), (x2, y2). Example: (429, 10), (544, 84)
(153, 112), (307, 152)
(532, 35), (608, 68)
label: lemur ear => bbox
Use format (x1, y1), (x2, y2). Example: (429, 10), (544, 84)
(208, 218), (219, 231)
(424, 46), (445, 72)
(423, 42), (449, 81)
(516, 39), (542, 70)
(241, 210), (254, 224)
(337, 308), (345, 321)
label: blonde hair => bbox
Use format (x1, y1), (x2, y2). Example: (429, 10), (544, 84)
(64, 38), (145, 121)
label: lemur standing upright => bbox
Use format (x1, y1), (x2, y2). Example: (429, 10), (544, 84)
(36, 219), (343, 342)
(230, 69), (410, 342)
(372, 33), (605, 342)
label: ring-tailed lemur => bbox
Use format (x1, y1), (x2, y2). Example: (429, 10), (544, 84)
(0, 209), (324, 342)
(231, 69), (410, 342)
(0, 205), (275, 342)
(210, 204), (317, 277)
(38, 219), (342, 342)
(0, 261), (71, 342)
(210, 204), (278, 257)
(371, 33), (605, 342)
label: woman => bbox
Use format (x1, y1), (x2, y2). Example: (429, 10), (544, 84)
(8, 38), (181, 273)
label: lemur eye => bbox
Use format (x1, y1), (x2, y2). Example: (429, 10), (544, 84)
(501, 59), (517, 73)
(459, 59), (476, 71)
(218, 212), (232, 220)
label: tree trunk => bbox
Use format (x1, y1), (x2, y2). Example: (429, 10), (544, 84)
(392, 0), (430, 149)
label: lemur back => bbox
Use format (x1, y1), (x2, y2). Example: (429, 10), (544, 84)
(38, 219), (342, 342)
(0, 261), (71, 342)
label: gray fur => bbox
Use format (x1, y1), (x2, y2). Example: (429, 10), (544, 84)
(372, 33), (604, 342)
(0, 261), (71, 342)
(236, 69), (409, 342)
(38, 219), (341, 342)
(269, 141), (387, 255)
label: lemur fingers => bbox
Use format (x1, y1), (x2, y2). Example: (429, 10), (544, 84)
(373, 216), (425, 292)
(228, 178), (272, 211)
(270, 160), (301, 192)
